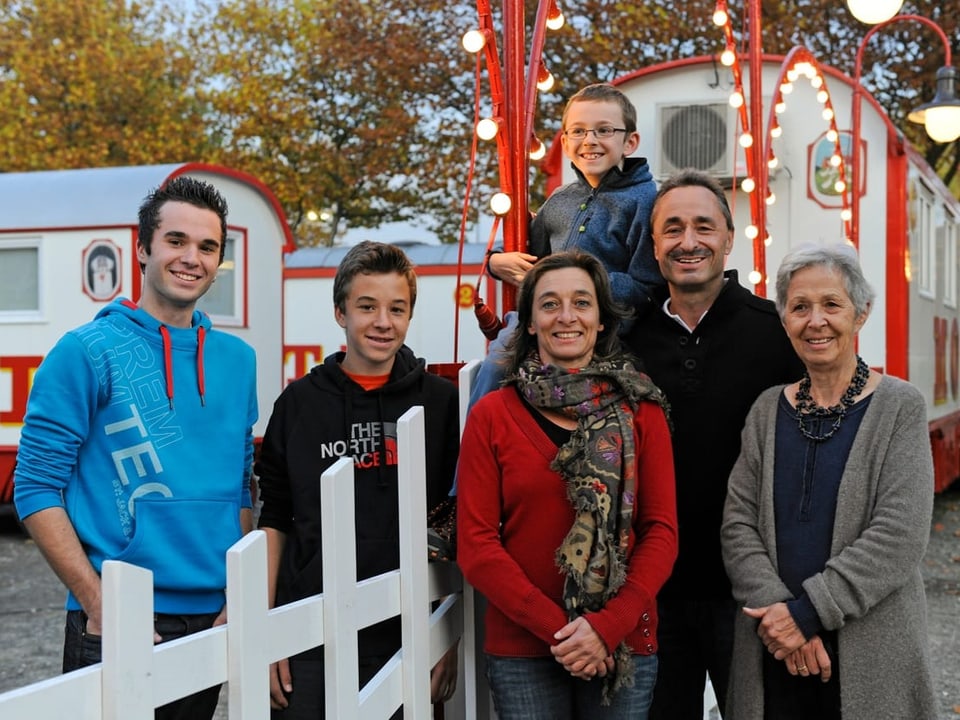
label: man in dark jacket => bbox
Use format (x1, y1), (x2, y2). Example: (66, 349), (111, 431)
(257, 241), (460, 718)
(625, 169), (803, 719)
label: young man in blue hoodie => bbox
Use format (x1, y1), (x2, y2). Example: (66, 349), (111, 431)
(14, 176), (257, 719)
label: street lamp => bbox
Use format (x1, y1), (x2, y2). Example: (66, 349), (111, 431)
(845, 0), (904, 25)
(907, 67), (960, 144)
(850, 14), (960, 248)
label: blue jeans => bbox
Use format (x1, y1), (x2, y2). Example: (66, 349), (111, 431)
(63, 609), (222, 720)
(485, 654), (657, 720)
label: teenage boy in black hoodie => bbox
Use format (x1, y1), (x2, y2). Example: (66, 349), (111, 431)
(257, 241), (460, 718)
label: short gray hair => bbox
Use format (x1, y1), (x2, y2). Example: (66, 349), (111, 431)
(775, 243), (875, 319)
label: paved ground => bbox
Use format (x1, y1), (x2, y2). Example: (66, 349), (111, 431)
(1, 487), (959, 717)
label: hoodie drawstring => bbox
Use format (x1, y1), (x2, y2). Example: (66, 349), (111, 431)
(196, 325), (206, 407)
(158, 325), (175, 410)
(157, 323), (208, 410)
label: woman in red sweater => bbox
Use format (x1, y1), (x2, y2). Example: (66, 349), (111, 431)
(457, 252), (677, 719)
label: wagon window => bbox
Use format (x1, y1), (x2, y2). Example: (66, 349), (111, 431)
(196, 231), (245, 327)
(916, 181), (935, 300)
(946, 209), (958, 310)
(0, 239), (41, 317)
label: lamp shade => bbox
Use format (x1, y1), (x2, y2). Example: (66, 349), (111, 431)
(908, 66), (960, 144)
(846, 0), (903, 24)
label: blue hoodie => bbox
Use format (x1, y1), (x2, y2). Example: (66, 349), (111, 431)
(14, 298), (257, 614)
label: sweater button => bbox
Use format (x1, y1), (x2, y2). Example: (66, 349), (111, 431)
(683, 358), (697, 370)
(646, 643), (655, 653)
(678, 336), (689, 346)
(641, 611), (650, 622)
(642, 628), (651, 637)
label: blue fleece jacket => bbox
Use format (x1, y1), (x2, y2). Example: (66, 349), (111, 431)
(14, 298), (257, 614)
(495, 156), (663, 310)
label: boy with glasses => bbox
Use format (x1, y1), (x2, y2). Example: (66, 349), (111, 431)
(471, 83), (662, 405)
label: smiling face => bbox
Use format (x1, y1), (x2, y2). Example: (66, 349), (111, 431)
(335, 271), (412, 376)
(527, 266), (603, 369)
(652, 184), (733, 296)
(136, 201), (222, 327)
(560, 99), (640, 187)
(782, 264), (868, 374)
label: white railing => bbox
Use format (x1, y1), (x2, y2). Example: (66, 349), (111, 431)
(0, 405), (468, 720)
(0, 358), (721, 719)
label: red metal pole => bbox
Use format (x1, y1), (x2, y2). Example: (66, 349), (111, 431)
(747, 0), (767, 295)
(501, 0), (528, 311)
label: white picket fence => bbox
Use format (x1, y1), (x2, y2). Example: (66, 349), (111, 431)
(0, 358), (721, 719)
(0, 401), (473, 720)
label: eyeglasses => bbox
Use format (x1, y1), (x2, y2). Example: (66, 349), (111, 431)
(563, 127), (627, 140)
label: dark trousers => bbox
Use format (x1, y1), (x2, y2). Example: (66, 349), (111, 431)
(271, 653), (402, 720)
(64, 609), (222, 720)
(762, 630), (841, 720)
(649, 596), (737, 720)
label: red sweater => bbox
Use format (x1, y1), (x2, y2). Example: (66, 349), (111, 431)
(457, 386), (678, 658)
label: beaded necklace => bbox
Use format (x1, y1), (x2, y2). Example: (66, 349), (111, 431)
(795, 355), (870, 442)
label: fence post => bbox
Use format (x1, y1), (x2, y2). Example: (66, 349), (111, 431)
(101, 560), (155, 720)
(321, 456), (361, 718)
(226, 530), (270, 719)
(397, 406), (431, 718)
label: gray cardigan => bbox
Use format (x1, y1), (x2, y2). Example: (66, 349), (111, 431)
(721, 375), (937, 719)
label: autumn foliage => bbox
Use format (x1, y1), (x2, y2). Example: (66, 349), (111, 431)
(0, 0), (956, 246)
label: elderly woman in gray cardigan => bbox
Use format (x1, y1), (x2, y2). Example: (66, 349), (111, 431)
(721, 243), (937, 720)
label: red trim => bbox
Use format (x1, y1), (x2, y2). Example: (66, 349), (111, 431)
(929, 410), (960, 493)
(164, 163), (297, 253)
(284, 263), (485, 280)
(541, 55), (904, 191)
(0, 448), (16, 504)
(885, 135), (910, 380)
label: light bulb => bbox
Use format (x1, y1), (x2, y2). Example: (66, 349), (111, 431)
(745, 225), (759, 240)
(739, 132), (754, 148)
(775, 101), (787, 114)
(822, 108), (835, 121)
(476, 117), (500, 141)
(741, 177), (756, 193)
(829, 153), (842, 167)
(721, 48), (736, 67)
(490, 192), (512, 216)
(841, 208), (852, 221)
(546, 10), (565, 30)
(537, 71), (555, 92)
(729, 91), (744, 109)
(766, 192), (776, 205)
(748, 269), (762, 285)
(713, 9), (728, 26)
(529, 137), (546, 161)
(924, 106), (960, 143)
(770, 124), (782, 138)
(462, 30), (487, 54)
(780, 82), (794, 95)
(846, 0), (904, 24)
(826, 128), (838, 142)
(816, 90), (829, 104)
(834, 179), (847, 193)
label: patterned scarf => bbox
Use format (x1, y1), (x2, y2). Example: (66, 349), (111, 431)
(515, 353), (670, 703)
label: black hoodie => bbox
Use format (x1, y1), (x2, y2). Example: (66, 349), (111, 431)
(256, 345), (459, 657)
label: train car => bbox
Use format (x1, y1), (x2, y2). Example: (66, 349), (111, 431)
(539, 56), (960, 491)
(282, 241), (494, 384)
(0, 163), (294, 510)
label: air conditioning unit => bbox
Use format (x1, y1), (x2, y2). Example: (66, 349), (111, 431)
(657, 102), (736, 182)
